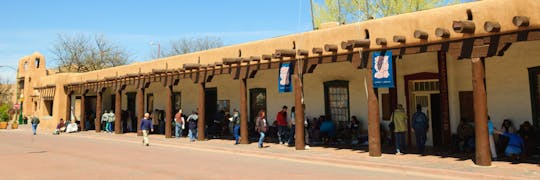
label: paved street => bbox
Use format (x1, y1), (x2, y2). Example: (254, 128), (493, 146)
(1, 126), (539, 180)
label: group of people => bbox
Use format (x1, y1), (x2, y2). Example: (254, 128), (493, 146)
(53, 118), (79, 134)
(389, 104), (430, 155)
(100, 110), (116, 133)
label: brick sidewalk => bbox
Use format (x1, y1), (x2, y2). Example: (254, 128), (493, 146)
(8, 125), (540, 179)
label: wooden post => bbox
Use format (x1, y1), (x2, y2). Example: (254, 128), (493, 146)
(239, 79), (249, 144)
(66, 92), (71, 122)
(293, 74), (305, 150)
(115, 90), (122, 134)
(95, 91), (102, 132)
(197, 82), (206, 141)
(472, 57), (491, 166)
(80, 93), (86, 131)
(136, 88), (144, 136)
(366, 55), (382, 157)
(438, 51), (451, 146)
(165, 85), (173, 138)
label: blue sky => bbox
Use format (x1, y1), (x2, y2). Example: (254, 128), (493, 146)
(0, 0), (470, 81)
(0, 0), (314, 80)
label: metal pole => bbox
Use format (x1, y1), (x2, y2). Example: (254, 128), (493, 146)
(472, 57), (491, 166)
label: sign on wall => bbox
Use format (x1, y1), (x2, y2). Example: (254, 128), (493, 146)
(278, 63), (292, 93)
(372, 50), (394, 88)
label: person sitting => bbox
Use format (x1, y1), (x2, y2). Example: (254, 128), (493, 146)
(457, 118), (474, 153)
(494, 129), (524, 162)
(65, 119), (78, 133)
(55, 118), (66, 134)
(518, 121), (537, 157)
(319, 115), (336, 144)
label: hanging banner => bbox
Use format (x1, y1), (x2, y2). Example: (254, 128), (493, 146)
(372, 50), (394, 88)
(278, 62), (292, 93)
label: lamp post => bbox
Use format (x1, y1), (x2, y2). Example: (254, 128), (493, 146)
(149, 41), (161, 59)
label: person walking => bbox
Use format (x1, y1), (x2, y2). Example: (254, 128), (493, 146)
(31, 116), (40, 135)
(108, 110), (115, 133)
(412, 104), (429, 154)
(255, 110), (267, 148)
(174, 110), (185, 138)
(391, 104), (408, 154)
(288, 106), (296, 146)
(276, 106), (288, 145)
(231, 109), (241, 145)
(187, 112), (199, 142)
(140, 113), (153, 146)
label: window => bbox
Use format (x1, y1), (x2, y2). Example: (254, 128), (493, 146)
(172, 92), (181, 112)
(146, 94), (154, 113)
(24, 62), (28, 71)
(44, 100), (53, 116)
(35, 58), (40, 68)
(324, 80), (350, 128)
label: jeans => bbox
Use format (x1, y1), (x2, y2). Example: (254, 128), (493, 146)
(189, 128), (197, 141)
(175, 123), (183, 138)
(258, 132), (266, 147)
(142, 130), (149, 145)
(105, 122), (110, 132)
(31, 124), (38, 135)
(489, 134), (497, 159)
(288, 125), (296, 145)
(414, 129), (427, 153)
(395, 132), (406, 153)
(277, 125), (288, 144)
(233, 125), (240, 144)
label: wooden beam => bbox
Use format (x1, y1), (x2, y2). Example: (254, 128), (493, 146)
(393, 36), (406, 43)
(484, 21), (501, 33)
(513, 16), (530, 27)
(414, 30), (429, 40)
(453, 20), (476, 34)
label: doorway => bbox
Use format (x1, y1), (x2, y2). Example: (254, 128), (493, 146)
(528, 66), (540, 129)
(409, 80), (442, 147)
(249, 88), (267, 136)
(205, 88), (218, 126)
(126, 92), (136, 132)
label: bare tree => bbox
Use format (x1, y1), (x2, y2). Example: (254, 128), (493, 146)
(159, 36), (224, 58)
(0, 77), (13, 106)
(52, 33), (130, 72)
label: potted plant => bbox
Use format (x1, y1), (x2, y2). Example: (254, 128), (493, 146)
(0, 104), (10, 129)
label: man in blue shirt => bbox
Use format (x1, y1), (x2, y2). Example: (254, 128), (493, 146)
(140, 113), (153, 146)
(495, 129), (524, 161)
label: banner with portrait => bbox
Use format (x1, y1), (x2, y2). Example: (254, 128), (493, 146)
(278, 62), (292, 93)
(372, 50), (394, 88)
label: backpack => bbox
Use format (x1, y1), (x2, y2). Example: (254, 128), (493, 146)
(412, 112), (428, 130)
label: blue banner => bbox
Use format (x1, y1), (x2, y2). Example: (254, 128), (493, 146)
(372, 51), (394, 88)
(278, 63), (292, 93)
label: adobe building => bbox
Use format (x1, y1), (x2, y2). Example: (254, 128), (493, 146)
(16, 0), (540, 166)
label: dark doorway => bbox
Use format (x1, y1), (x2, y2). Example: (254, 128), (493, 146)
(85, 96), (97, 130)
(205, 88), (218, 126)
(529, 66), (540, 129)
(249, 88), (267, 137)
(430, 94), (442, 147)
(126, 92), (136, 132)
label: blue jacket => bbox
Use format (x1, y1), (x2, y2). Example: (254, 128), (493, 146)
(140, 118), (152, 130)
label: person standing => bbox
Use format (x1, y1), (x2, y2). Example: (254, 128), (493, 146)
(276, 106), (288, 145)
(174, 110), (185, 138)
(31, 116), (40, 135)
(187, 112), (199, 142)
(412, 104), (429, 154)
(101, 110), (108, 132)
(140, 113), (153, 146)
(391, 104), (408, 154)
(231, 109), (241, 145)
(255, 110), (267, 148)
(288, 106), (296, 146)
(488, 116), (498, 160)
(108, 110), (116, 133)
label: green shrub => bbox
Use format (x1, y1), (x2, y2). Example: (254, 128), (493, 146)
(0, 104), (11, 122)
